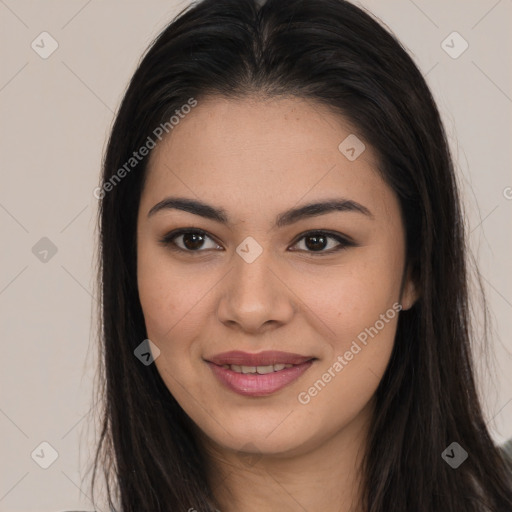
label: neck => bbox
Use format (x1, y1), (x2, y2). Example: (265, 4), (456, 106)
(203, 400), (373, 512)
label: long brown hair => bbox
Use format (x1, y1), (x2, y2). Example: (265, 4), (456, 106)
(91, 0), (512, 510)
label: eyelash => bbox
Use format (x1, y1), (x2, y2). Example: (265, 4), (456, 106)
(158, 228), (355, 256)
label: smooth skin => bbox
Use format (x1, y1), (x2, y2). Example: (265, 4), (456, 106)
(136, 95), (417, 512)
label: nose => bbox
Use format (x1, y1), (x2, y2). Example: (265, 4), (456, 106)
(216, 247), (296, 335)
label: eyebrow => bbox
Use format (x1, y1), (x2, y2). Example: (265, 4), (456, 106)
(147, 196), (373, 227)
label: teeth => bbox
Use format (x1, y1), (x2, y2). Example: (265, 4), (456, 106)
(225, 363), (294, 374)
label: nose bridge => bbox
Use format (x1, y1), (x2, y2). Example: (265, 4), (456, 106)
(217, 238), (295, 331)
(232, 239), (278, 305)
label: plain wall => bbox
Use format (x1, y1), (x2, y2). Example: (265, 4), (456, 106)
(1, 1), (511, 510)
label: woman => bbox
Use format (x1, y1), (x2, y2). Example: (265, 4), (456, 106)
(89, 0), (512, 510)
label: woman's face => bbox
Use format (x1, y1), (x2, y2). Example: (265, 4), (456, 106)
(136, 95), (416, 458)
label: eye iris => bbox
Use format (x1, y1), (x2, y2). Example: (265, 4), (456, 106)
(305, 234), (327, 251)
(183, 232), (205, 250)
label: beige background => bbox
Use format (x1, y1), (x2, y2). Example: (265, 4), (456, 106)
(1, 1), (511, 510)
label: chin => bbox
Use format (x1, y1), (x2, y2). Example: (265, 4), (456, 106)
(201, 417), (314, 457)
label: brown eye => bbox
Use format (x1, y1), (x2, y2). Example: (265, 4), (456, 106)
(159, 229), (222, 252)
(304, 233), (328, 251)
(290, 231), (353, 254)
(181, 232), (206, 250)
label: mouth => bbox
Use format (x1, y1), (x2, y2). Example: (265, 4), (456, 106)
(218, 362), (296, 374)
(205, 350), (316, 397)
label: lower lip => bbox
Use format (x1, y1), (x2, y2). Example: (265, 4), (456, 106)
(207, 360), (314, 397)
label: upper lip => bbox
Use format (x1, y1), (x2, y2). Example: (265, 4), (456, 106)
(206, 350), (314, 367)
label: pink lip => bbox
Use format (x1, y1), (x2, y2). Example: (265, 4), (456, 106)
(205, 351), (315, 397)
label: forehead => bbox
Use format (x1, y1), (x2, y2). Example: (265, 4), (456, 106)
(149, 94), (377, 166)
(141, 95), (394, 220)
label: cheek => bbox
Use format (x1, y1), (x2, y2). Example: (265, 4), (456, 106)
(138, 267), (211, 347)
(136, 250), (215, 405)
(137, 244), (183, 351)
(294, 273), (400, 433)
(136, 242), (227, 393)
(292, 252), (403, 342)
(290, 250), (402, 418)
(137, 236), (201, 330)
